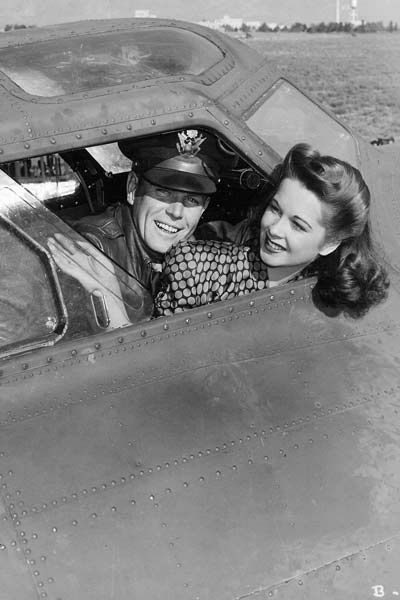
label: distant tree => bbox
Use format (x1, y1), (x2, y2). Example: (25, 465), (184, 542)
(290, 22), (307, 32)
(258, 22), (270, 32)
(387, 21), (394, 32)
(307, 22), (328, 33)
(354, 20), (384, 33)
(240, 22), (250, 33)
(4, 23), (28, 31)
(326, 21), (338, 32)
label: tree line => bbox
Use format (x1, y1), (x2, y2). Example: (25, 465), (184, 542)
(225, 20), (399, 34)
(3, 24), (36, 31)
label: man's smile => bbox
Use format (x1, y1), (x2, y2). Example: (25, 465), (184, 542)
(154, 220), (180, 234)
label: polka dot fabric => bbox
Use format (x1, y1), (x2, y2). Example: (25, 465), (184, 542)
(154, 239), (270, 316)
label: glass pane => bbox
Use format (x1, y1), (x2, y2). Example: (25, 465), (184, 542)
(2, 155), (80, 202)
(0, 28), (224, 96)
(245, 80), (358, 165)
(0, 218), (66, 353)
(87, 143), (131, 174)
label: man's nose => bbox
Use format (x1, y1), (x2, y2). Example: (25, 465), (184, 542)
(166, 200), (184, 219)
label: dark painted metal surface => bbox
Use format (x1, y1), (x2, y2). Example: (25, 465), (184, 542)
(0, 277), (399, 598)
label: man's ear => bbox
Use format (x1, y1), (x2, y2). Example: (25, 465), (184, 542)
(319, 241), (340, 256)
(126, 170), (139, 206)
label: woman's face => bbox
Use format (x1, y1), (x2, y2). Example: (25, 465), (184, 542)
(259, 177), (333, 269)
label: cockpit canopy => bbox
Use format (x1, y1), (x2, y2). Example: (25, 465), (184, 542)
(0, 27), (226, 97)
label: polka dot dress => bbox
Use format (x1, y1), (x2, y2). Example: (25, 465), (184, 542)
(154, 239), (270, 316)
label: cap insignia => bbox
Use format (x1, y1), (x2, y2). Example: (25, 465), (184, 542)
(176, 130), (206, 156)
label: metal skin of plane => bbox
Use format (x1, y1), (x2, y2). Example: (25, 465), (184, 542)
(0, 17), (400, 600)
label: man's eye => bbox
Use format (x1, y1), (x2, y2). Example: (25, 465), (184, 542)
(155, 188), (171, 199)
(186, 196), (201, 206)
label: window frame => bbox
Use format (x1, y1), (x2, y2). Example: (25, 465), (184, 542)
(0, 210), (68, 358)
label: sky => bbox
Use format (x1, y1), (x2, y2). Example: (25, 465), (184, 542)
(0, 0), (399, 29)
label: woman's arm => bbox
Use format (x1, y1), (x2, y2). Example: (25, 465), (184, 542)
(154, 239), (266, 317)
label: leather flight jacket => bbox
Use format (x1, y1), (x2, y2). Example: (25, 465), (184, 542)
(76, 204), (155, 323)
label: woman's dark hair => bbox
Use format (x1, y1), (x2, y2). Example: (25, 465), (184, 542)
(256, 143), (389, 317)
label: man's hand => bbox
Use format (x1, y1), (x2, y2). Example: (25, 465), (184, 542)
(47, 233), (119, 296)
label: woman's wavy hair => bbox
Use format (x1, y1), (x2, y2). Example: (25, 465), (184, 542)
(255, 143), (389, 317)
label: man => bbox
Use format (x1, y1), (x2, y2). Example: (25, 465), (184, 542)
(48, 130), (221, 324)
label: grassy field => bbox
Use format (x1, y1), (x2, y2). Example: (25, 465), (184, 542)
(244, 32), (400, 142)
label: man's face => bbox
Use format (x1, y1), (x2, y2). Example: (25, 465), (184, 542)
(132, 178), (210, 255)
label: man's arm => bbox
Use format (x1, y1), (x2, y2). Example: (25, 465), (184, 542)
(48, 234), (131, 330)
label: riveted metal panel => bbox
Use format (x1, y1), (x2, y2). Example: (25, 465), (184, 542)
(15, 483), (185, 600)
(4, 453), (286, 600)
(0, 497), (37, 599)
(0, 282), (399, 598)
(1, 386), (400, 598)
(0, 256), (399, 598)
(246, 536), (400, 599)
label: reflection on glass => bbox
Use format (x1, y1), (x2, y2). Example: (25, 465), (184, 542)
(245, 80), (358, 165)
(1, 154), (80, 202)
(87, 143), (132, 174)
(0, 28), (224, 96)
(0, 217), (66, 355)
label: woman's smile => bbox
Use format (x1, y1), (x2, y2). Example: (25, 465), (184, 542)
(263, 231), (286, 253)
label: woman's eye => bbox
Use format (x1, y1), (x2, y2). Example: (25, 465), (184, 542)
(292, 220), (306, 232)
(269, 202), (280, 213)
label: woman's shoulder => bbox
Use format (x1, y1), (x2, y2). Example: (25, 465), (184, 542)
(195, 218), (257, 246)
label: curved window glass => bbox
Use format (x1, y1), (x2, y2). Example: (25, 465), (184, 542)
(0, 28), (224, 97)
(0, 215), (67, 356)
(245, 80), (358, 165)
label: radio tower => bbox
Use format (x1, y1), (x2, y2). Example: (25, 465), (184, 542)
(350, 0), (358, 25)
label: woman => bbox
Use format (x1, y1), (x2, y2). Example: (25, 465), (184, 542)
(154, 143), (389, 319)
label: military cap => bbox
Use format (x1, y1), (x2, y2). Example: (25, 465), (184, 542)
(118, 130), (222, 195)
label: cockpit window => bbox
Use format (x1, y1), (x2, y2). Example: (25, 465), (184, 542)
(0, 28), (224, 97)
(245, 79), (358, 165)
(2, 154), (80, 202)
(86, 143), (131, 174)
(0, 215), (67, 356)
